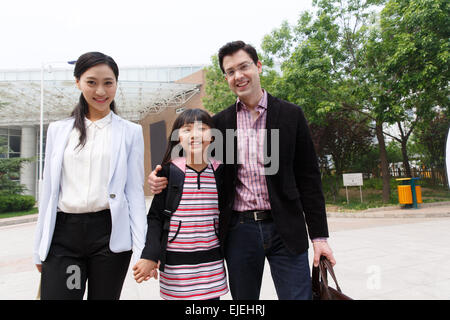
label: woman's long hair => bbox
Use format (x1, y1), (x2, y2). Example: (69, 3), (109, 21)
(161, 108), (215, 165)
(71, 52), (119, 149)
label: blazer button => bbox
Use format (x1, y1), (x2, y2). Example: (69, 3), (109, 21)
(109, 194), (116, 199)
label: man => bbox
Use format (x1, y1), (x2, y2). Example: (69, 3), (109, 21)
(149, 41), (335, 300)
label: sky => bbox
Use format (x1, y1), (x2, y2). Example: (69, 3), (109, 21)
(0, 0), (313, 70)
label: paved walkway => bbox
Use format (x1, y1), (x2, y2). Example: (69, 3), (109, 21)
(1, 201), (449, 300)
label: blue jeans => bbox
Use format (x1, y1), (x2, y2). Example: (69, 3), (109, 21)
(225, 214), (312, 300)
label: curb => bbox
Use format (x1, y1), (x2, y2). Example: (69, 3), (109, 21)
(327, 211), (450, 218)
(327, 201), (450, 218)
(0, 214), (38, 227)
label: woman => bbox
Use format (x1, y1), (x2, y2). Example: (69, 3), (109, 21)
(33, 52), (147, 300)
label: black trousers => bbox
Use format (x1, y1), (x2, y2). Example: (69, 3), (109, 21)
(41, 210), (132, 300)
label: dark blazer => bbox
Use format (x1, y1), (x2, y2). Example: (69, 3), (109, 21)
(141, 159), (225, 270)
(213, 92), (329, 255)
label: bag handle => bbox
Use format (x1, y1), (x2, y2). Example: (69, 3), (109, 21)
(318, 256), (342, 293)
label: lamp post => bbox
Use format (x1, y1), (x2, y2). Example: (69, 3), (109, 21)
(38, 60), (76, 202)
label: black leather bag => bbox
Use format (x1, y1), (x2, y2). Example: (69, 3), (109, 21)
(312, 256), (352, 300)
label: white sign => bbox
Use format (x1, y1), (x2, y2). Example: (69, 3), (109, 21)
(343, 173), (363, 187)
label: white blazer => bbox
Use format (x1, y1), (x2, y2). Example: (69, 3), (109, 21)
(33, 112), (147, 264)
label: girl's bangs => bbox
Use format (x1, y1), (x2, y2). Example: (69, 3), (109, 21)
(179, 109), (214, 128)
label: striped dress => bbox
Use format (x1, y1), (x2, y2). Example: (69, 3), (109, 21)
(159, 164), (228, 300)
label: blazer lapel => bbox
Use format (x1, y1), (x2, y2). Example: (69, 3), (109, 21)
(265, 93), (280, 162)
(227, 104), (238, 131)
(109, 113), (124, 184)
(226, 105), (238, 174)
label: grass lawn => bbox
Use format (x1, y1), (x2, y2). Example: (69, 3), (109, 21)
(0, 207), (38, 219)
(325, 182), (450, 212)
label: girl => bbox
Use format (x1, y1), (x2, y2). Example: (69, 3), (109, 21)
(133, 108), (228, 300)
(33, 52), (147, 300)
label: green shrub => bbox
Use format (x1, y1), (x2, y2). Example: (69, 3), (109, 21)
(0, 194), (36, 213)
(362, 178), (399, 190)
(322, 176), (398, 192)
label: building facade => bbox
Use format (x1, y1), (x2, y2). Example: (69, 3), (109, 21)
(0, 65), (207, 198)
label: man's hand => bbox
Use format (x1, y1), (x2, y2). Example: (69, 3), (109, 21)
(312, 240), (336, 267)
(148, 165), (168, 194)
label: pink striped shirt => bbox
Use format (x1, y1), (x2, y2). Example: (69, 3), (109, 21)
(233, 90), (271, 211)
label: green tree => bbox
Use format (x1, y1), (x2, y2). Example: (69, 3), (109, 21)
(261, 0), (449, 202)
(262, 0), (397, 202)
(0, 102), (32, 195)
(365, 0), (450, 177)
(347, 144), (380, 176)
(385, 140), (403, 164)
(202, 56), (236, 114)
(310, 110), (374, 201)
(0, 137), (30, 195)
(412, 112), (449, 169)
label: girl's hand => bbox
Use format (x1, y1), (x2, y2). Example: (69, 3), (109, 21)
(132, 259), (158, 283)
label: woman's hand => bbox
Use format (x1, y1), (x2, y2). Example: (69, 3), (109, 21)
(132, 259), (159, 283)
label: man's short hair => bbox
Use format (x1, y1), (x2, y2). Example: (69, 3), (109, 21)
(218, 41), (259, 74)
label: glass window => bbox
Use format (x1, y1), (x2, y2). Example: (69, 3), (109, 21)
(181, 67), (193, 78)
(9, 135), (21, 153)
(146, 69), (157, 81)
(9, 129), (21, 136)
(169, 68), (181, 81)
(157, 68), (168, 82)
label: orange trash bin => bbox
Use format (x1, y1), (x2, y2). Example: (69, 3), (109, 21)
(396, 177), (422, 208)
(415, 186), (423, 204)
(397, 185), (412, 204)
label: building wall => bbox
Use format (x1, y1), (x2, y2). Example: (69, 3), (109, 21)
(139, 68), (206, 196)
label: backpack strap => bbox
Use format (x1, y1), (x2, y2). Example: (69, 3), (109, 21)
(162, 163), (184, 221)
(159, 163), (185, 270)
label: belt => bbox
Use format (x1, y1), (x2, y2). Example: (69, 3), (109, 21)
(234, 210), (272, 221)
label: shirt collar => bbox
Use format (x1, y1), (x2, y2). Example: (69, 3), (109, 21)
(85, 111), (112, 129)
(236, 89), (267, 112)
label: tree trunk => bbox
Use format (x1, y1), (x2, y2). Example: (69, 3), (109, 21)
(331, 155), (341, 203)
(400, 139), (412, 177)
(375, 122), (391, 203)
(397, 121), (412, 177)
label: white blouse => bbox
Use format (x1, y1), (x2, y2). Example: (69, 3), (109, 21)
(58, 112), (112, 213)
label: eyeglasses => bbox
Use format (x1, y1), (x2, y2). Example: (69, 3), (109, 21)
(224, 61), (254, 78)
